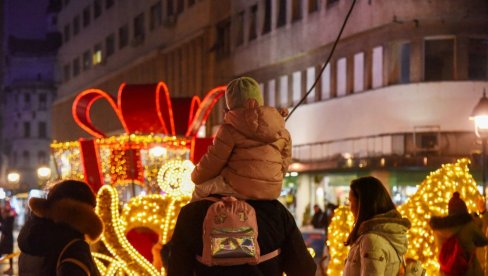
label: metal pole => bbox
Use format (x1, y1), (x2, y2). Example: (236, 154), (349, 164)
(483, 137), (487, 197)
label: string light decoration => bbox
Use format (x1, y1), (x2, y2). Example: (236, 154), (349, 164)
(51, 141), (84, 180)
(326, 159), (481, 275)
(157, 160), (195, 197)
(326, 205), (354, 276)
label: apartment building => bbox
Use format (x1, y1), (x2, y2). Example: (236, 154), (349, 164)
(53, 0), (488, 223)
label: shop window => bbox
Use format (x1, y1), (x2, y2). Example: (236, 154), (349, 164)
(267, 79), (276, 107)
(336, 57), (347, 97)
(292, 0), (302, 22)
(372, 46), (383, 88)
(83, 50), (91, 70)
(94, 0), (102, 18)
(73, 58), (80, 76)
(119, 24), (129, 49)
(83, 6), (91, 27)
(279, 75), (288, 107)
(468, 38), (488, 80)
(306, 67), (316, 103)
(277, 0), (287, 28)
(63, 24), (70, 43)
(353, 52), (364, 93)
(150, 2), (162, 30)
(73, 16), (80, 35)
(235, 11), (244, 47)
(424, 38), (454, 81)
(309, 0), (319, 13)
(249, 5), (257, 41)
(216, 18), (231, 59)
(38, 122), (47, 138)
(320, 64), (331, 100)
(400, 42), (411, 83)
(262, 0), (271, 34)
(292, 71), (302, 105)
(106, 33), (115, 57)
(63, 64), (70, 82)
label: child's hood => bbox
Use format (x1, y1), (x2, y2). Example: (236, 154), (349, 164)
(224, 106), (287, 143)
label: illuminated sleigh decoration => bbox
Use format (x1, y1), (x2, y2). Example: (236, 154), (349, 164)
(51, 82), (226, 275)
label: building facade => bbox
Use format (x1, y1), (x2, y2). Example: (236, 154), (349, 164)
(53, 0), (488, 224)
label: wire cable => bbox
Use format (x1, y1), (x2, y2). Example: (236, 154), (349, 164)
(286, 0), (358, 121)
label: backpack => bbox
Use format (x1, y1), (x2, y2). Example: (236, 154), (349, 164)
(57, 239), (92, 275)
(439, 234), (472, 275)
(196, 196), (280, 266)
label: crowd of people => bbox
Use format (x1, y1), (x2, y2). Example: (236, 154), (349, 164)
(3, 76), (488, 275)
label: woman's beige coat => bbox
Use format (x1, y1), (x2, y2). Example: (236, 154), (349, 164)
(191, 106), (291, 200)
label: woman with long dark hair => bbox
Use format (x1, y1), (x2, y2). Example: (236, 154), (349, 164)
(343, 176), (411, 275)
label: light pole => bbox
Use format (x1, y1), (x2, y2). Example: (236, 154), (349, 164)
(6, 172), (20, 191)
(471, 90), (488, 197)
(37, 166), (52, 188)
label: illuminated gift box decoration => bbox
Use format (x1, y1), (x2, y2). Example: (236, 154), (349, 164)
(50, 82), (226, 275)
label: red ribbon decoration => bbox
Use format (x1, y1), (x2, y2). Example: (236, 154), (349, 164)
(71, 82), (225, 191)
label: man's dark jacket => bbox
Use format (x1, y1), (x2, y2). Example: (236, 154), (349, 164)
(166, 198), (316, 276)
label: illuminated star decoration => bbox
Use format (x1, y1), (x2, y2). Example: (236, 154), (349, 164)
(157, 159), (195, 197)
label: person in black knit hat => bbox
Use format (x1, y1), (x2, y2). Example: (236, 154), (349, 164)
(17, 180), (103, 275)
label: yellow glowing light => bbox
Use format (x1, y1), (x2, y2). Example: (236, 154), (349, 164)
(157, 160), (195, 197)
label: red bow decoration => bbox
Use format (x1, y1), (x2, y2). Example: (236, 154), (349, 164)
(71, 82), (225, 192)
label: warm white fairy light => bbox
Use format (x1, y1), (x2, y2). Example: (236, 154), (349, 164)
(157, 160), (195, 197)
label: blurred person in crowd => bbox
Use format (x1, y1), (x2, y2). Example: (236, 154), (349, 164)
(311, 204), (326, 229)
(0, 200), (16, 274)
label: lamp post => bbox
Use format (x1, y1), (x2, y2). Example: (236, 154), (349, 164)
(471, 89), (488, 197)
(6, 172), (20, 190)
(37, 166), (51, 187)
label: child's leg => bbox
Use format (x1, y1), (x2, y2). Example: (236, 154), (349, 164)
(190, 176), (240, 202)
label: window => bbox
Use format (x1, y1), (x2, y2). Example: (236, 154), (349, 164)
(94, 0), (102, 18)
(267, 79), (276, 107)
(12, 152), (17, 166)
(292, 71), (302, 104)
(336, 57), (347, 97)
(235, 11), (244, 47)
(83, 6), (91, 27)
(306, 67), (316, 103)
(292, 0), (302, 22)
(133, 13), (145, 40)
(468, 38), (488, 80)
(176, 0), (184, 15)
(320, 64), (331, 100)
(309, 0), (319, 13)
(63, 64), (70, 82)
(277, 0), (287, 28)
(23, 122), (31, 138)
(106, 0), (114, 9)
(38, 122), (47, 138)
(83, 50), (91, 70)
(249, 5), (257, 41)
(372, 46), (383, 88)
(93, 43), (102, 65)
(73, 16), (80, 35)
(167, 0), (174, 16)
(38, 151), (47, 164)
(279, 75), (288, 107)
(400, 43), (411, 83)
(23, 151), (30, 166)
(326, 0), (339, 8)
(188, 0), (195, 6)
(216, 18), (231, 59)
(150, 2), (162, 30)
(424, 38), (454, 81)
(63, 24), (70, 42)
(24, 93), (31, 104)
(262, 0), (271, 34)
(119, 24), (129, 49)
(39, 94), (47, 110)
(106, 33), (115, 57)
(73, 58), (80, 76)
(353, 52), (364, 92)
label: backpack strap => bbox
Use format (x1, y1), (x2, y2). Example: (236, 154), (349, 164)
(56, 239), (91, 275)
(257, 249), (281, 264)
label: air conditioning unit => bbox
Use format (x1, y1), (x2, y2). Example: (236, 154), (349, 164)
(163, 15), (177, 27)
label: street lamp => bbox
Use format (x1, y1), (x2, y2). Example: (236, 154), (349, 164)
(471, 89), (488, 197)
(6, 172), (20, 190)
(37, 166), (52, 187)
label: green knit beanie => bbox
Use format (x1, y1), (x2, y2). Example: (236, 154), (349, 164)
(225, 77), (264, 110)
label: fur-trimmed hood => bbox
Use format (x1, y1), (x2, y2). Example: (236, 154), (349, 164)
(429, 213), (472, 230)
(358, 209), (411, 255)
(29, 197), (103, 242)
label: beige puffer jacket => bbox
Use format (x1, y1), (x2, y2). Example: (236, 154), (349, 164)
(343, 210), (411, 276)
(191, 105), (291, 200)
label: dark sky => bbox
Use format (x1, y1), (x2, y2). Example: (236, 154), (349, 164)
(4, 0), (50, 39)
